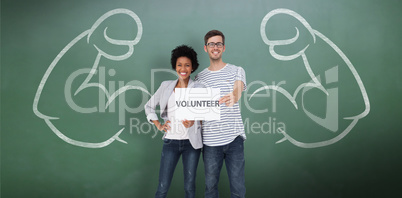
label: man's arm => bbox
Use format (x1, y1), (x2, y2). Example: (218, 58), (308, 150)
(233, 80), (244, 103)
(219, 80), (244, 107)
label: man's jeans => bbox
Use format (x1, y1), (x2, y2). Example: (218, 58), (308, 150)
(203, 136), (246, 198)
(155, 139), (201, 198)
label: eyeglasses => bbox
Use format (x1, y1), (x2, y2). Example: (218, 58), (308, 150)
(206, 42), (224, 48)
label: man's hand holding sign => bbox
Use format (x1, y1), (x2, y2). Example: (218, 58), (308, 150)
(218, 80), (244, 107)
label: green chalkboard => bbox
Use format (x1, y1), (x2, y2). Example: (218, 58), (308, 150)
(2, 0), (401, 197)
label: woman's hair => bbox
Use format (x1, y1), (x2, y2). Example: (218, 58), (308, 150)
(171, 45), (199, 72)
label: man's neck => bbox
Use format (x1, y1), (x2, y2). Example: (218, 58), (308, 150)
(208, 59), (226, 71)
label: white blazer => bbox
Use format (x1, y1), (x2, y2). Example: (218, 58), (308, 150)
(144, 78), (204, 149)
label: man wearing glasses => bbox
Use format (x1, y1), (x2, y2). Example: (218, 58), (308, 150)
(195, 30), (247, 198)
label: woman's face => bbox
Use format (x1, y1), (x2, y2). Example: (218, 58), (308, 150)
(176, 56), (192, 81)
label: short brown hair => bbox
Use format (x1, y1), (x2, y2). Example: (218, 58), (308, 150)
(204, 30), (225, 45)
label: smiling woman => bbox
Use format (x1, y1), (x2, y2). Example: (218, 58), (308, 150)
(175, 56), (192, 81)
(144, 45), (205, 198)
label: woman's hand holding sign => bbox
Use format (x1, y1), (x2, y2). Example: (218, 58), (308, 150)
(182, 119), (195, 128)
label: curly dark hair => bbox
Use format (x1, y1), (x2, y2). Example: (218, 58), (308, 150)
(171, 45), (199, 72)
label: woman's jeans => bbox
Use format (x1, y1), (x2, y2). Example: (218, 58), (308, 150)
(155, 139), (201, 198)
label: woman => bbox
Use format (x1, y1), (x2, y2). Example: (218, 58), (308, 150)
(144, 45), (203, 198)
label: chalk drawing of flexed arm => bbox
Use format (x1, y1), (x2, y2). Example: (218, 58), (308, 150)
(251, 8), (370, 148)
(33, 9), (148, 148)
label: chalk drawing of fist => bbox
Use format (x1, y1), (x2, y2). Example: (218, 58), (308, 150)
(252, 8), (370, 148)
(33, 9), (149, 148)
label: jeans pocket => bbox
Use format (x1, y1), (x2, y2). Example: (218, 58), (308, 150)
(163, 138), (172, 144)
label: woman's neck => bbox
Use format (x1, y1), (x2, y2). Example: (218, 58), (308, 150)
(176, 78), (189, 88)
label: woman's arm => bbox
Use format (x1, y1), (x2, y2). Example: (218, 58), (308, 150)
(144, 82), (165, 123)
(153, 120), (171, 132)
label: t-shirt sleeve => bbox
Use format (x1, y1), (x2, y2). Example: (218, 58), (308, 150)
(235, 67), (247, 91)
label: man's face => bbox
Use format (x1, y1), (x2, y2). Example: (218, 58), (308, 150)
(204, 36), (225, 61)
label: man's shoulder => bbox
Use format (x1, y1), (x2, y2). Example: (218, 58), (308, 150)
(197, 67), (210, 74)
(194, 67), (209, 78)
(223, 64), (245, 76)
(226, 63), (243, 70)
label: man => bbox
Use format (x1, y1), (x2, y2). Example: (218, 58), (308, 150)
(195, 30), (247, 198)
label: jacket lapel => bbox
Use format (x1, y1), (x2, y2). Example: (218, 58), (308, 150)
(160, 78), (194, 119)
(187, 78), (194, 88)
(160, 79), (178, 117)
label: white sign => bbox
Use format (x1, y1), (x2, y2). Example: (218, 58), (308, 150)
(175, 88), (220, 121)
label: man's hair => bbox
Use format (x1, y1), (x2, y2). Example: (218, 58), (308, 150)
(204, 30), (225, 45)
(171, 45), (199, 72)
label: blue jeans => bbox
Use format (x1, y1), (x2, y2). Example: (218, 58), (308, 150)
(155, 139), (201, 198)
(203, 136), (246, 198)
